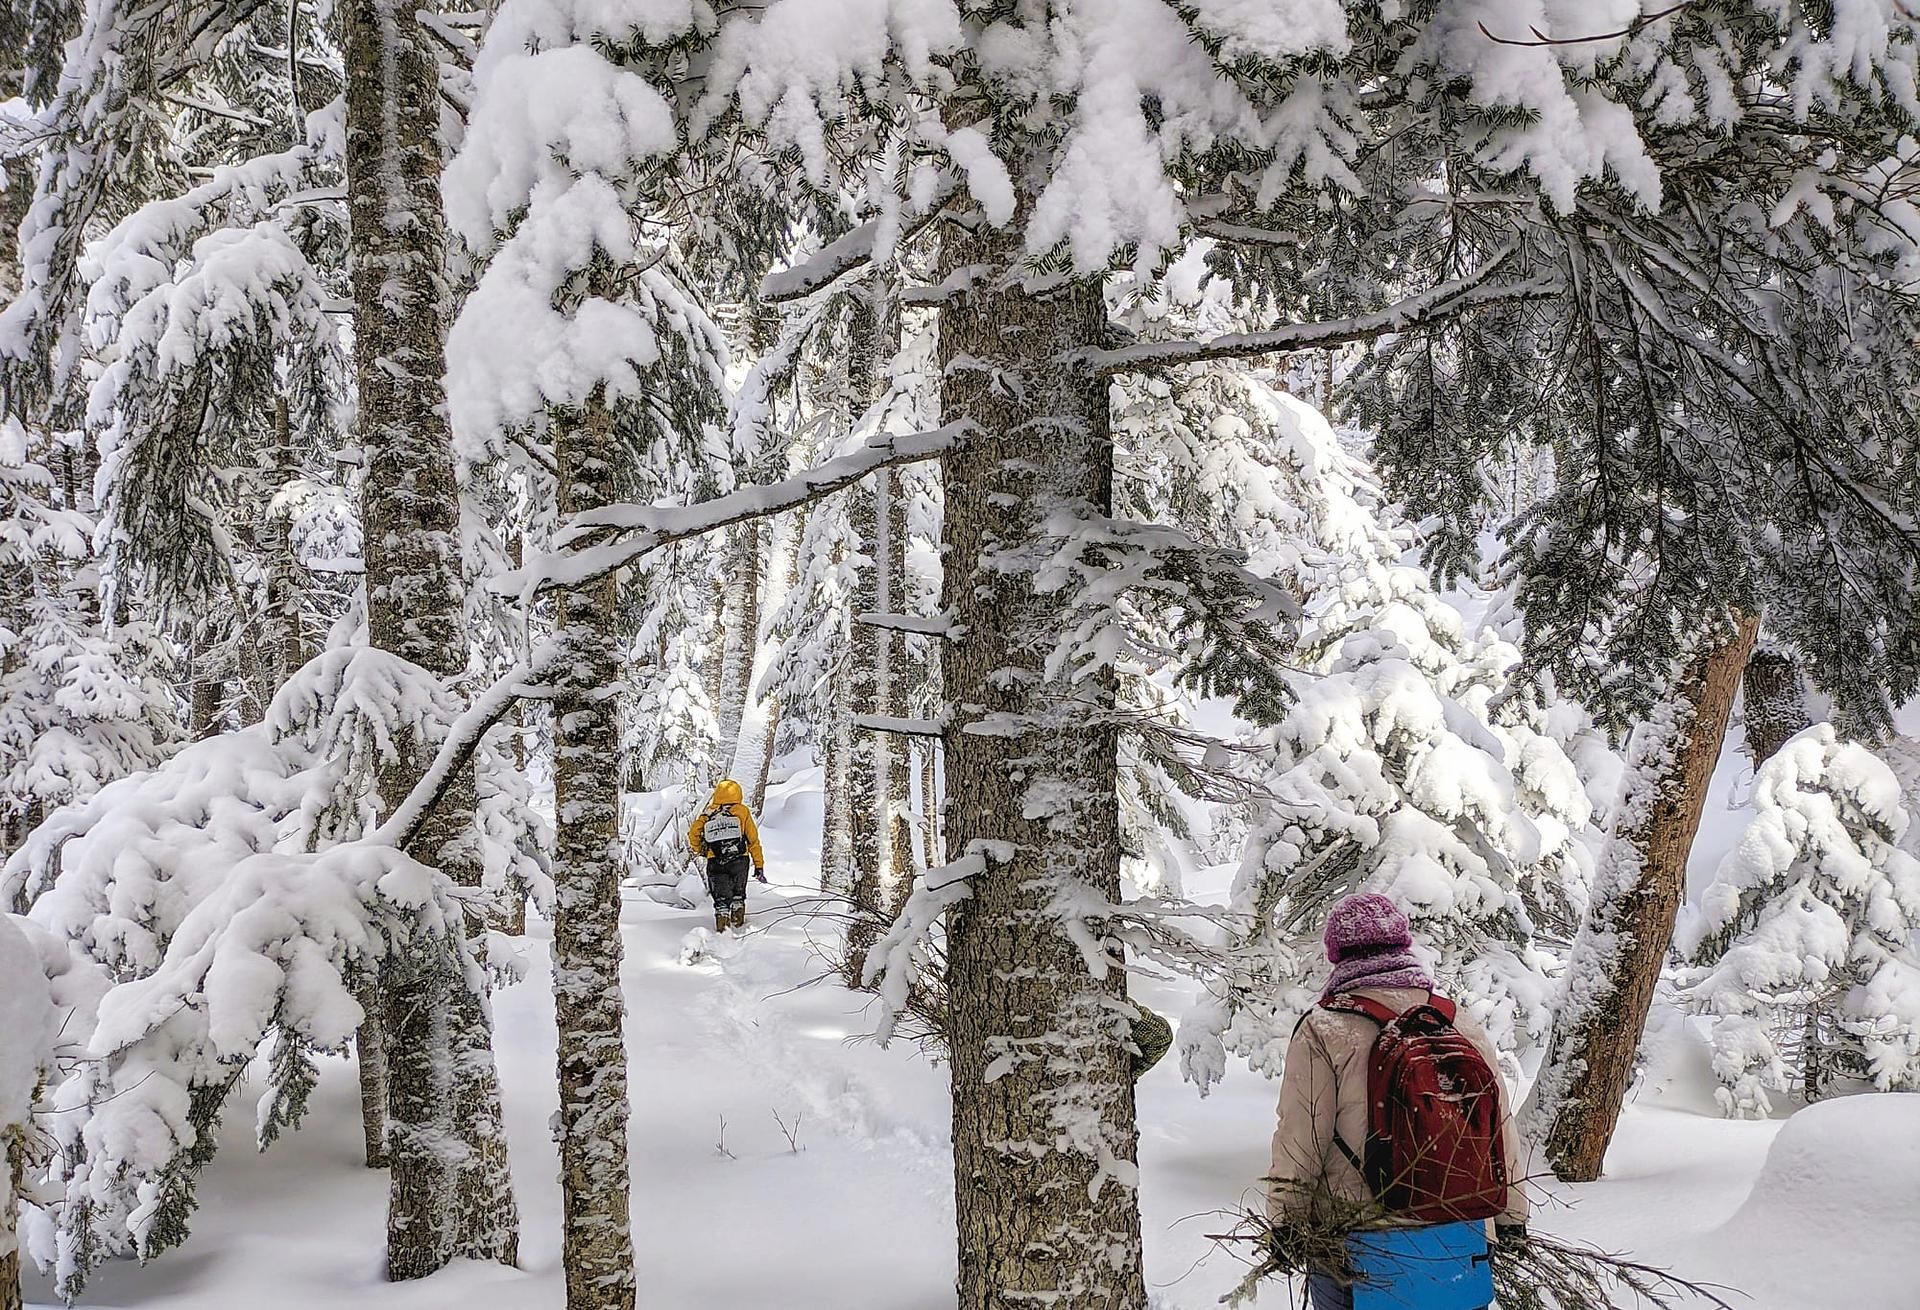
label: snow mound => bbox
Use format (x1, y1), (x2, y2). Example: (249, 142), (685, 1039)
(1693, 1094), (1920, 1307)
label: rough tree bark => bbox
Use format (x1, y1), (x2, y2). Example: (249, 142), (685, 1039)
(843, 281), (902, 983)
(355, 984), (388, 1168)
(1742, 642), (1810, 769)
(919, 743), (940, 869)
(938, 205), (1147, 1308)
(260, 396), (311, 692)
(1537, 615), (1759, 1181)
(343, 0), (516, 1273)
(2, 1123), (23, 1310)
(549, 384), (636, 1310)
(880, 466), (916, 908)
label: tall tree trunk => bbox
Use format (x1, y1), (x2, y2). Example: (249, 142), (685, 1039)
(343, 0), (516, 1273)
(189, 652), (223, 739)
(713, 520), (760, 770)
(2, 1125), (23, 1310)
(1538, 615), (1758, 1181)
(356, 984), (388, 1168)
(735, 514), (803, 811)
(937, 212), (1146, 1309)
(920, 743), (940, 869)
(820, 647), (853, 893)
(261, 395), (311, 692)
(880, 466), (916, 909)
(843, 282), (897, 982)
(549, 387), (636, 1310)
(1742, 643), (1810, 769)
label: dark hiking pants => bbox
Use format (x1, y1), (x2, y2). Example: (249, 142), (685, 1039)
(707, 857), (750, 909)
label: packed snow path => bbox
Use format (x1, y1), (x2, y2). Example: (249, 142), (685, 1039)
(23, 780), (1918, 1308)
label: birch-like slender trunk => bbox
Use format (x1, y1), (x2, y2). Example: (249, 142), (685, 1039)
(1537, 615), (1758, 1181)
(2, 1125), (23, 1310)
(843, 283), (899, 982)
(736, 514), (803, 811)
(937, 201), (1146, 1310)
(713, 520), (760, 769)
(549, 384), (636, 1310)
(261, 396), (310, 691)
(919, 743), (939, 868)
(819, 649), (853, 893)
(343, 0), (516, 1272)
(354, 980), (388, 1168)
(880, 467), (916, 908)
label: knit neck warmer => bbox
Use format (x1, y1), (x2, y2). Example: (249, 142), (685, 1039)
(1319, 944), (1434, 1002)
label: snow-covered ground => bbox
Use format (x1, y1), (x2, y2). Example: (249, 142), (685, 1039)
(26, 768), (1917, 1310)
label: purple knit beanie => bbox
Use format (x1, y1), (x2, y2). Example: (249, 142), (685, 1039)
(1323, 893), (1413, 963)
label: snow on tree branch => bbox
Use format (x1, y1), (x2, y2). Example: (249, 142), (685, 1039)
(498, 421), (969, 596)
(1082, 253), (1562, 374)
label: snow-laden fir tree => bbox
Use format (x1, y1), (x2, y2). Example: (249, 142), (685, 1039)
(0, 646), (536, 1298)
(1169, 383), (1597, 1091)
(657, 3), (1702, 1299)
(445, 4), (734, 1302)
(1678, 725), (1920, 1116)
(0, 416), (179, 866)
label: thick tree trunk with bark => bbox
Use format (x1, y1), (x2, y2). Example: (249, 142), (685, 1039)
(549, 387), (636, 1310)
(343, 0), (516, 1273)
(1742, 643), (1810, 769)
(189, 656), (223, 739)
(1538, 615), (1758, 1181)
(937, 211), (1146, 1310)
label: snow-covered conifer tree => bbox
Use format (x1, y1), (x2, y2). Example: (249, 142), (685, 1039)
(445, 5), (732, 1302)
(1678, 725), (1920, 1115)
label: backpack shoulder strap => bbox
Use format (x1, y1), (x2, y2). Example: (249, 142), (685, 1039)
(1319, 993), (1399, 1027)
(1421, 991), (1457, 1023)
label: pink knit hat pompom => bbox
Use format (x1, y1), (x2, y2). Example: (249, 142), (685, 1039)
(1323, 892), (1413, 963)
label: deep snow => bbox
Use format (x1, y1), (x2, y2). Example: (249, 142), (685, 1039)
(24, 768), (1916, 1310)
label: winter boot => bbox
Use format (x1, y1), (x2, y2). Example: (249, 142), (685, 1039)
(714, 906), (731, 934)
(731, 900), (747, 931)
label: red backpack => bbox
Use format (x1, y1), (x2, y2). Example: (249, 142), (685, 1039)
(1319, 991), (1509, 1224)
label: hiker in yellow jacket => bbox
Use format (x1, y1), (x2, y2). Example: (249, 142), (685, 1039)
(688, 779), (765, 933)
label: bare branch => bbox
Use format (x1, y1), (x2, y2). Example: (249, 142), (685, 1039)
(383, 426), (965, 844)
(1478, 0), (1691, 47)
(1078, 248), (1561, 374)
(500, 421), (968, 597)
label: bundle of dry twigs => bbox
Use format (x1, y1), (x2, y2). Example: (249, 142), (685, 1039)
(1208, 1199), (1737, 1309)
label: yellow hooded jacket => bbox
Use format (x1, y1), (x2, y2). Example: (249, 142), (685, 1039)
(688, 780), (765, 870)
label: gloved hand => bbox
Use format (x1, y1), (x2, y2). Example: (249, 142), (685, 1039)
(752, 867), (768, 883)
(1495, 1222), (1529, 1253)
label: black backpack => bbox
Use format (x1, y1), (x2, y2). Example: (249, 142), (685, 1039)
(702, 807), (750, 864)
